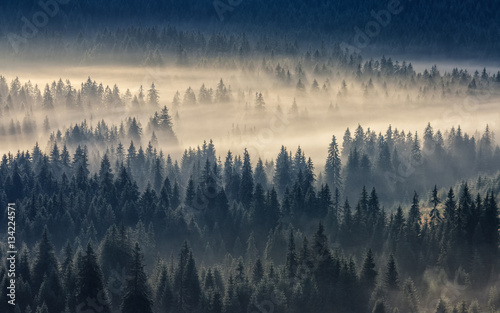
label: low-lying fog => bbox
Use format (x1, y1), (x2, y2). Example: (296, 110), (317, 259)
(1, 60), (499, 165)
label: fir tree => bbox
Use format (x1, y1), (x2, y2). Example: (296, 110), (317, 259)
(325, 135), (342, 191)
(76, 244), (112, 313)
(148, 83), (159, 108)
(239, 149), (254, 209)
(384, 254), (399, 290)
(121, 243), (154, 313)
(360, 249), (377, 290)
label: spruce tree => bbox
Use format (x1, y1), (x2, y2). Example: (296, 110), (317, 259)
(156, 266), (174, 313)
(76, 243), (111, 313)
(32, 229), (59, 292)
(239, 149), (254, 209)
(286, 230), (298, 281)
(430, 185), (441, 225)
(121, 243), (154, 313)
(254, 158), (268, 190)
(384, 254), (399, 290)
(274, 146), (291, 197)
(148, 83), (159, 108)
(481, 192), (499, 254)
(435, 299), (447, 313)
(444, 188), (456, 225)
(36, 270), (65, 313)
(252, 259), (264, 284)
(183, 253), (201, 312)
(360, 249), (377, 290)
(372, 300), (386, 313)
(325, 135), (342, 190)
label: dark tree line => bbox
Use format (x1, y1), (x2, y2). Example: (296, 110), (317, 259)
(1, 1), (500, 56)
(1, 127), (500, 312)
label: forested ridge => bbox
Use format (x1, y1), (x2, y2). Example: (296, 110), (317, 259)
(1, 121), (500, 312)
(1, 0), (499, 56)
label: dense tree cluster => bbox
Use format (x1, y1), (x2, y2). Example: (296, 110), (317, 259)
(0, 77), (161, 115)
(1, 126), (500, 312)
(1, 1), (500, 56)
(338, 123), (500, 203)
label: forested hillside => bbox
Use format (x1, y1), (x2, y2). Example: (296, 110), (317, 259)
(1, 0), (499, 55)
(1, 124), (500, 312)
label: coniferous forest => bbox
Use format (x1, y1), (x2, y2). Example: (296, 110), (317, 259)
(1, 1), (500, 313)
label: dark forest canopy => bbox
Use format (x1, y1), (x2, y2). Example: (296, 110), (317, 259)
(0, 0), (499, 56)
(1, 129), (500, 312)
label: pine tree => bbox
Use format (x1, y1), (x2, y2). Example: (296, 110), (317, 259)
(174, 242), (201, 312)
(128, 118), (142, 143)
(215, 79), (229, 103)
(36, 270), (65, 313)
(172, 180), (181, 209)
(286, 230), (298, 281)
(402, 278), (419, 313)
(76, 244), (112, 313)
(444, 188), (456, 225)
(183, 87), (197, 106)
(185, 178), (196, 207)
(239, 149), (254, 209)
(435, 299), (447, 313)
(384, 254), (399, 290)
(148, 83), (159, 108)
(158, 105), (173, 131)
(274, 146), (291, 197)
(488, 286), (500, 313)
(224, 275), (240, 313)
(423, 123), (435, 153)
(32, 229), (59, 291)
(360, 249), (377, 290)
(408, 192), (421, 233)
(482, 192), (499, 250)
(251, 183), (267, 232)
(255, 92), (265, 110)
(121, 243), (154, 313)
(377, 140), (392, 172)
(18, 249), (31, 284)
(210, 291), (223, 313)
(368, 188), (380, 225)
(245, 233), (259, 266)
(457, 183), (474, 239)
(182, 253), (201, 312)
(411, 132), (422, 165)
(172, 91), (181, 108)
(252, 259), (264, 284)
(325, 135), (342, 191)
(42, 85), (54, 110)
(156, 266), (174, 313)
(430, 185), (441, 225)
(373, 301), (386, 313)
(254, 158), (268, 190)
